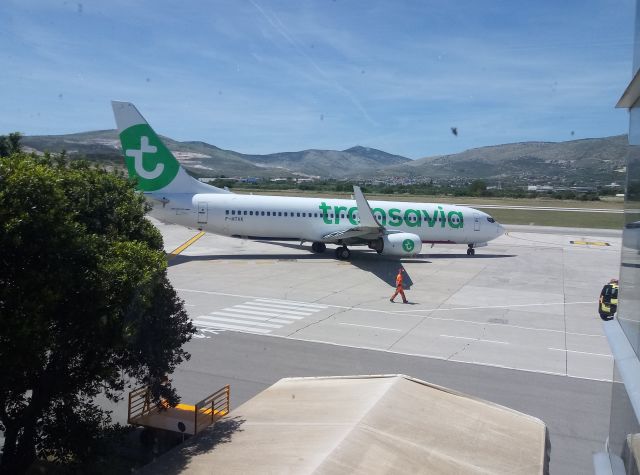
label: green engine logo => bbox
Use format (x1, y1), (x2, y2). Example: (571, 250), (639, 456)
(402, 239), (415, 252)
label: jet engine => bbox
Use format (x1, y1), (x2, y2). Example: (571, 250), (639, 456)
(368, 233), (422, 257)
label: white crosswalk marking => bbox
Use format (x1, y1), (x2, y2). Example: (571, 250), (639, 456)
(237, 303), (310, 316)
(220, 307), (283, 317)
(193, 320), (272, 333)
(199, 315), (282, 328)
(240, 302), (324, 315)
(255, 298), (327, 309)
(190, 298), (328, 335)
(208, 311), (290, 323)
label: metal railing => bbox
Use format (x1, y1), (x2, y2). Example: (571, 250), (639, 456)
(194, 384), (230, 435)
(128, 386), (158, 424)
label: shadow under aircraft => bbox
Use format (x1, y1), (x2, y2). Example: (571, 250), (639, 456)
(167, 240), (514, 288)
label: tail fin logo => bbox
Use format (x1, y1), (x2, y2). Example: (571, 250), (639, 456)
(119, 124), (179, 191)
(125, 136), (164, 179)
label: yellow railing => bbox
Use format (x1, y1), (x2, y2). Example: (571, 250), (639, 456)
(195, 385), (230, 435)
(128, 384), (230, 435)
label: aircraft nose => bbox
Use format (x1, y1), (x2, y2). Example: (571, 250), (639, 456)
(497, 223), (505, 236)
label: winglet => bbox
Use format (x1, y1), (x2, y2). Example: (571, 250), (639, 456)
(353, 186), (381, 228)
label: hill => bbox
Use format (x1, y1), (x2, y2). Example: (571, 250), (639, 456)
(377, 135), (628, 185)
(21, 131), (411, 179)
(21, 131), (628, 185)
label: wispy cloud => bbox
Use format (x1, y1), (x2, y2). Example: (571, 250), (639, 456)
(0, 0), (633, 157)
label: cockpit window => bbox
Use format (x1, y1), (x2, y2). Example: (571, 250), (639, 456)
(487, 217), (495, 223)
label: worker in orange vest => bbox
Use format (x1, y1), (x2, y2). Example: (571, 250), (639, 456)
(390, 268), (408, 303)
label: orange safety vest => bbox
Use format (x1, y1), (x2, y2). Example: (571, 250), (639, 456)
(396, 273), (403, 287)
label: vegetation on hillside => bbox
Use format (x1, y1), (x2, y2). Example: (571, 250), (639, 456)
(207, 177), (609, 201)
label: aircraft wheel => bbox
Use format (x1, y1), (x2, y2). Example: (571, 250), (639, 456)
(335, 246), (351, 260)
(467, 248), (475, 256)
(312, 242), (326, 253)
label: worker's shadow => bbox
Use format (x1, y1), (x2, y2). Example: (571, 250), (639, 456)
(348, 253), (415, 289)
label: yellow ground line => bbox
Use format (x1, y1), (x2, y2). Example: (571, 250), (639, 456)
(169, 231), (206, 257)
(570, 240), (610, 246)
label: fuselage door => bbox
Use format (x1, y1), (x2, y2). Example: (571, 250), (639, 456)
(473, 213), (481, 231)
(197, 202), (208, 224)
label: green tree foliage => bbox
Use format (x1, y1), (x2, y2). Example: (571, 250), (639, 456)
(468, 179), (488, 196)
(0, 152), (195, 473)
(0, 132), (23, 158)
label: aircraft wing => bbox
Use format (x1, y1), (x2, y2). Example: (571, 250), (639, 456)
(320, 186), (384, 243)
(321, 226), (381, 242)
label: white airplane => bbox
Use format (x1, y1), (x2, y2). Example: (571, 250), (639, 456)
(111, 101), (504, 259)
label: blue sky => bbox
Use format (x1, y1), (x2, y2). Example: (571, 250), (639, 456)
(0, 0), (635, 158)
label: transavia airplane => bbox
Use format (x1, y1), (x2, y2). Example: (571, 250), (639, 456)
(112, 101), (505, 260)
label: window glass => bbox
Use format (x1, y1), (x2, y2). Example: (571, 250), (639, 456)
(225, 210), (229, 215)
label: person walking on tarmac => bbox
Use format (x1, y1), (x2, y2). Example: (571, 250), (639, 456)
(390, 267), (408, 303)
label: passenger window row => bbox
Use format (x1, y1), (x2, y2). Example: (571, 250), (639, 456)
(224, 209), (456, 222)
(225, 210), (337, 218)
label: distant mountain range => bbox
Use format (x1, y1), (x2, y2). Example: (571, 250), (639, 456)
(379, 135), (628, 185)
(21, 130), (410, 179)
(21, 130), (628, 184)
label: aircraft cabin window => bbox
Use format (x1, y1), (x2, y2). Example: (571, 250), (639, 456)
(330, 214), (334, 218)
(278, 211), (282, 216)
(225, 210), (229, 215)
(314, 213), (318, 218)
(250, 211), (253, 216)
(302, 212), (306, 217)
(284, 212), (288, 216)
(261, 211), (265, 216)
(267, 211), (271, 216)
(244, 211), (247, 215)
(231, 210), (235, 215)
(297, 212), (300, 217)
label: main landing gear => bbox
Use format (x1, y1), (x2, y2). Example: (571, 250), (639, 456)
(311, 242), (327, 253)
(466, 244), (475, 256)
(335, 246), (351, 260)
